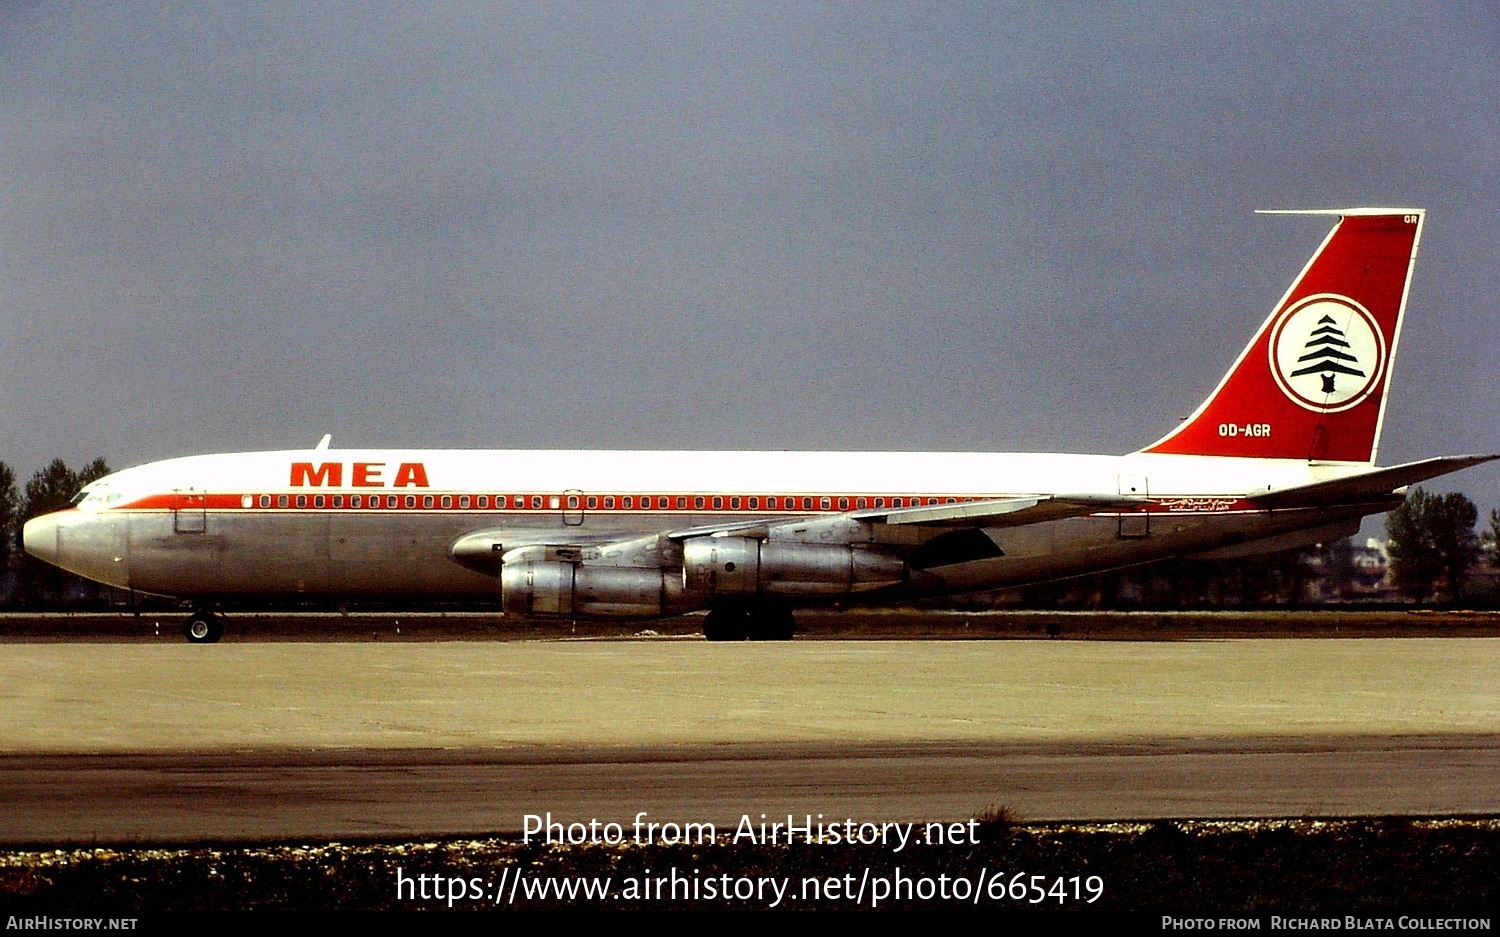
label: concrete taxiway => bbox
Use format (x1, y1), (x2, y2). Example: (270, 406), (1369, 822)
(0, 638), (1496, 843)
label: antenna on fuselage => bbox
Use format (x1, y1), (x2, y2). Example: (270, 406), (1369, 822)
(315, 434), (332, 450)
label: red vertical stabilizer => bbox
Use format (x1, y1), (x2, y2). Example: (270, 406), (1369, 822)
(1142, 209), (1423, 463)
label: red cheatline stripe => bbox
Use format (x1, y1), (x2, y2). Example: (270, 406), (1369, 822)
(108, 492), (1264, 514)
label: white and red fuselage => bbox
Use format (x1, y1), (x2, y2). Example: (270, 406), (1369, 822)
(26, 447), (1390, 600)
(23, 209), (1493, 639)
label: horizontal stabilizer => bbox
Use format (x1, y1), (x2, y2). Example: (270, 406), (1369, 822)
(1255, 454), (1498, 509)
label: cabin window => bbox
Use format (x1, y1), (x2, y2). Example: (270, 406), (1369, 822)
(838, 497), (849, 510)
(423, 496), (434, 509)
(402, 495), (414, 509)
(675, 496), (686, 509)
(259, 495), (271, 508)
(350, 495), (362, 508)
(586, 496), (597, 509)
(477, 496), (489, 509)
(766, 497), (777, 509)
(296, 495), (307, 508)
(856, 497), (867, 509)
(604, 496), (615, 509)
(567, 495), (579, 509)
(748, 497), (759, 509)
(820, 497), (831, 510)
(730, 497), (740, 510)
(712, 496), (723, 510)
(459, 495), (470, 509)
(530, 496), (542, 509)
(334, 495), (346, 508)
(623, 496), (633, 509)
(441, 495), (452, 509)
(694, 496), (704, 509)
(548, 496), (560, 509)
(313, 495), (325, 508)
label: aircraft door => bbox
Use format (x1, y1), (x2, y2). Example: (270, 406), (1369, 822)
(563, 489), (584, 526)
(173, 490), (207, 534)
(1117, 475), (1149, 538)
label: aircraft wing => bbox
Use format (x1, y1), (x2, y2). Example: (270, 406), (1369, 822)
(850, 493), (1150, 528)
(1254, 454), (1498, 509)
(666, 517), (789, 541)
(664, 494), (1148, 542)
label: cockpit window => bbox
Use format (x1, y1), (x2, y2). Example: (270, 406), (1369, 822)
(72, 486), (125, 510)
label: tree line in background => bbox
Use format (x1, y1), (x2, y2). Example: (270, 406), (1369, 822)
(0, 458), (112, 605)
(1384, 487), (1499, 604)
(0, 461), (1496, 609)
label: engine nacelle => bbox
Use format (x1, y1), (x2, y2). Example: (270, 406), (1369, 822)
(682, 537), (905, 596)
(501, 560), (686, 618)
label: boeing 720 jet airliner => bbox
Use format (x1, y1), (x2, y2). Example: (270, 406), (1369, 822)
(23, 209), (1494, 641)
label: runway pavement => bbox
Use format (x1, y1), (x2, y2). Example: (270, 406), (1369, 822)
(1, 638), (1496, 843)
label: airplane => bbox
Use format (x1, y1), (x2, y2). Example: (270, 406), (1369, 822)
(22, 208), (1494, 643)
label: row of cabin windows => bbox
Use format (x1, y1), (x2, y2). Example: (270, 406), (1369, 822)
(253, 494), (968, 511)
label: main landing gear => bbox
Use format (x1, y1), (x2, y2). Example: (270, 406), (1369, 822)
(702, 604), (797, 641)
(183, 610), (223, 644)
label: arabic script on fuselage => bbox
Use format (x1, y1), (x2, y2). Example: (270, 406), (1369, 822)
(1156, 497), (1238, 512)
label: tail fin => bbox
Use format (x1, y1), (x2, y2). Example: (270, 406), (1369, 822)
(1141, 208), (1424, 463)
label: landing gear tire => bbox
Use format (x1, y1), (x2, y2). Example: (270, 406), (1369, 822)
(749, 606), (796, 641)
(702, 608), (751, 641)
(184, 612), (223, 644)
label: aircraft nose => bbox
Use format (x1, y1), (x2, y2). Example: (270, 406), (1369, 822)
(22, 510), (130, 589)
(21, 513), (59, 565)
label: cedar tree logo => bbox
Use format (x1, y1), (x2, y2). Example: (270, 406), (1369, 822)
(1268, 294), (1385, 413)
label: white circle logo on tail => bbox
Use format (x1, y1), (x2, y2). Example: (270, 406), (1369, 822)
(1268, 294), (1385, 413)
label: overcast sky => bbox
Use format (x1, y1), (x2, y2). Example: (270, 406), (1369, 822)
(3, 3), (1497, 516)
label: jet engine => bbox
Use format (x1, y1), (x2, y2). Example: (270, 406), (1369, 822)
(681, 537), (904, 596)
(501, 560), (689, 618)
